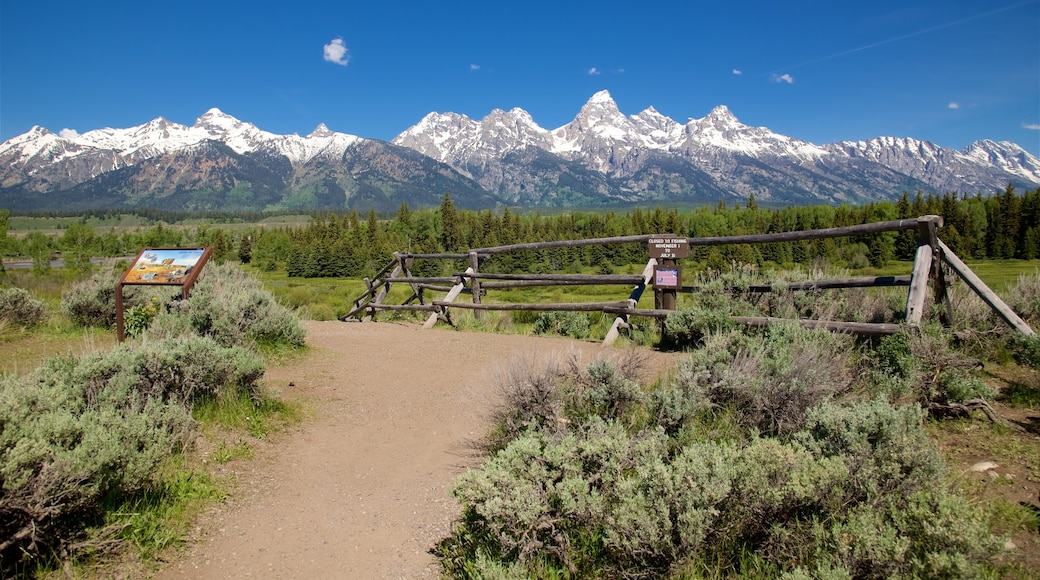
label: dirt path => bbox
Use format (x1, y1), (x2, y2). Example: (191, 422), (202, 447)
(157, 321), (683, 579)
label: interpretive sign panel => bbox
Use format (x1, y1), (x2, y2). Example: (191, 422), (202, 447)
(122, 248), (209, 285)
(116, 247), (212, 342)
(648, 237), (690, 259)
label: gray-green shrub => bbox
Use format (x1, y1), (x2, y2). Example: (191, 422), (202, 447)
(864, 326), (994, 405)
(1007, 270), (1040, 323)
(661, 305), (735, 348)
(184, 262), (305, 348)
(440, 399), (1000, 578)
(0, 334), (263, 572)
(662, 324), (854, 435)
(0, 287), (45, 327)
(61, 269), (119, 327)
(532, 311), (590, 339)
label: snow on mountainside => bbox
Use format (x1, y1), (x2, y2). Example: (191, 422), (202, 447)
(392, 90), (1040, 205)
(826, 137), (1040, 195)
(0, 109), (362, 180)
(2, 91), (1040, 212)
(393, 107), (554, 176)
(0, 109), (490, 212)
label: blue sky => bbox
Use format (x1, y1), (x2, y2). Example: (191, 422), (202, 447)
(2, 0), (1038, 155)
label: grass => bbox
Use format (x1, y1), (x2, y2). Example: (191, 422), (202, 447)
(5, 213), (315, 239)
(850, 259), (1040, 293)
(250, 267), (369, 320)
(107, 460), (228, 562)
(193, 389), (302, 439)
(0, 323), (116, 376)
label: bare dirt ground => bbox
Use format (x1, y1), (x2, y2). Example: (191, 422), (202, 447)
(156, 320), (684, 579)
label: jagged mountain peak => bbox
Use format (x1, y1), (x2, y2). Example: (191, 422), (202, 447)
(635, 105), (664, 118)
(694, 105), (743, 131)
(577, 90), (623, 117)
(196, 107), (234, 122)
(705, 104), (737, 122)
(309, 123), (334, 138)
(194, 108), (250, 136)
(587, 89), (615, 104)
(32, 125), (54, 135)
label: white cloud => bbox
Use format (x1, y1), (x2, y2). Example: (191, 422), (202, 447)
(470, 64), (480, 70)
(323, 38), (350, 66)
(59, 128), (79, 139)
(732, 69), (742, 75)
(948, 102), (960, 109)
(772, 73), (794, 84)
(588, 67), (601, 75)
(1024, 123), (1040, 130)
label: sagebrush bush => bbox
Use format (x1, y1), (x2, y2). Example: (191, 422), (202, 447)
(532, 311), (590, 339)
(863, 325), (992, 405)
(1007, 270), (1040, 323)
(185, 262), (305, 348)
(487, 354), (568, 447)
(661, 305), (736, 349)
(0, 334), (265, 572)
(571, 359), (645, 421)
(1010, 334), (1040, 369)
(441, 397), (1000, 578)
(61, 269), (119, 327)
(0, 287), (45, 327)
(485, 351), (650, 452)
(663, 324), (854, 435)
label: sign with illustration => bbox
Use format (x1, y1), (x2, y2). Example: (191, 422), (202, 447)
(116, 247), (212, 342)
(654, 266), (682, 289)
(122, 248), (209, 285)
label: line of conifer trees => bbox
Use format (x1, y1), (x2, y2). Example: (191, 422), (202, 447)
(2, 185), (1037, 277)
(271, 186), (1040, 278)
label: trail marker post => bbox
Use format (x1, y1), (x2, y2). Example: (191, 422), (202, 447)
(648, 236), (688, 311)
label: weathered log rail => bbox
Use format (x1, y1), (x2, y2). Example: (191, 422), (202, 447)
(343, 214), (1035, 343)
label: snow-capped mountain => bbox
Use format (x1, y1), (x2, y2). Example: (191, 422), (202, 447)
(2, 91), (1039, 212)
(0, 110), (492, 212)
(392, 90), (1040, 206)
(826, 137), (1040, 194)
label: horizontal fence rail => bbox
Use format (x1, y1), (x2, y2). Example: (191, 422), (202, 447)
(342, 214), (1033, 341)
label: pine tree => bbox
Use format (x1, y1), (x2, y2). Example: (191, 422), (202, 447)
(439, 193), (462, 252)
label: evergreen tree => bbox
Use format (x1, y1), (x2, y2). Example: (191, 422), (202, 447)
(439, 193), (462, 252)
(895, 192), (917, 260)
(238, 233), (253, 264)
(987, 184), (1020, 258)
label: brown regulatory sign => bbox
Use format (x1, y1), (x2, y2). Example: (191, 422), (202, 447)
(648, 237), (690, 259)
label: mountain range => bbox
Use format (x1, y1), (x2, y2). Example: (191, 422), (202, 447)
(2, 90), (1038, 213)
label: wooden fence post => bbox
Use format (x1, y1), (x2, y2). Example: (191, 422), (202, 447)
(469, 251), (482, 320)
(364, 261), (402, 322)
(603, 258), (657, 346)
(918, 216), (953, 325)
(906, 216), (949, 325)
(423, 266), (473, 329)
(905, 244), (932, 324)
(938, 240), (1035, 336)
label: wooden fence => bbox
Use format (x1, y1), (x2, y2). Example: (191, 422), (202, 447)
(343, 215), (1034, 345)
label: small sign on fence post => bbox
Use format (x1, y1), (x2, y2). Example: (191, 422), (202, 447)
(648, 236), (688, 311)
(647, 237), (690, 260)
(115, 247), (212, 342)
